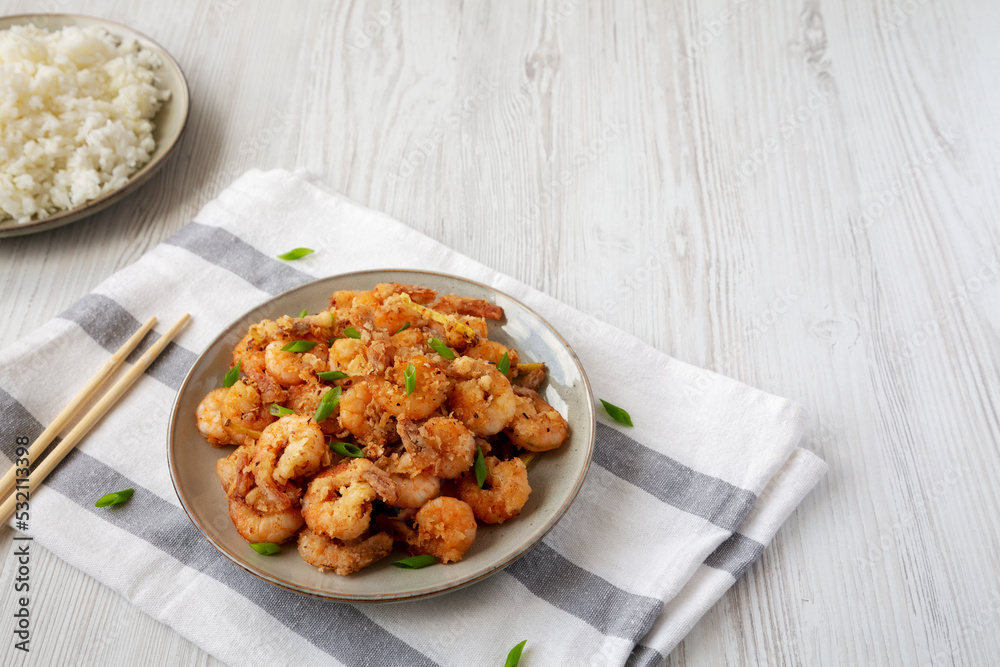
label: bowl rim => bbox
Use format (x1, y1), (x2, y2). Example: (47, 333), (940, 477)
(0, 13), (191, 238)
(167, 268), (596, 602)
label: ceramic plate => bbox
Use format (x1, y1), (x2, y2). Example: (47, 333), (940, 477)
(0, 14), (190, 238)
(168, 270), (595, 602)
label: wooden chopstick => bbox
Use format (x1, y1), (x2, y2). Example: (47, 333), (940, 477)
(0, 316), (158, 505)
(0, 313), (191, 525)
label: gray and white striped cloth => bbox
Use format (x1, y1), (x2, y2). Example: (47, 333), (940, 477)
(0, 170), (826, 667)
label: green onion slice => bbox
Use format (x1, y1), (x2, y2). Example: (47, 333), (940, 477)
(95, 488), (134, 508)
(250, 542), (281, 555)
(297, 308), (308, 318)
(427, 337), (455, 360)
(391, 554), (438, 569)
(497, 351), (510, 375)
(313, 386), (342, 422)
(269, 404), (295, 416)
(276, 248), (314, 260)
(600, 399), (633, 427)
(394, 322), (411, 334)
(223, 360), (241, 388)
(330, 442), (364, 458)
(404, 363), (416, 395)
(474, 446), (487, 488)
(343, 326), (362, 339)
(280, 340), (317, 353)
(505, 640), (527, 667)
(317, 370), (349, 381)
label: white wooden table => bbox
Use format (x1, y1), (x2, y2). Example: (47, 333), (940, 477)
(2, 1), (998, 665)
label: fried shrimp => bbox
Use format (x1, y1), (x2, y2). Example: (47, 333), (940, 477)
(398, 417), (476, 479)
(339, 383), (397, 456)
(297, 529), (395, 575)
(369, 354), (452, 421)
(328, 338), (369, 376)
(216, 443), (255, 499)
(197, 388), (230, 446)
(228, 497), (304, 544)
(232, 327), (286, 405)
(506, 387), (569, 452)
(250, 415), (328, 511)
(459, 456), (531, 524)
(382, 453), (441, 508)
(302, 459), (397, 541)
(197, 381), (274, 446)
(200, 281), (570, 575)
(466, 340), (520, 378)
(221, 380), (274, 443)
(432, 294), (504, 320)
(448, 356), (517, 436)
(264, 339), (329, 387)
(409, 497), (478, 563)
(349, 283), (437, 333)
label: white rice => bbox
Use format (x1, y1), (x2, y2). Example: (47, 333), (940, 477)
(0, 24), (170, 223)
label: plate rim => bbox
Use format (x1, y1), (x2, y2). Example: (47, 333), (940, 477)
(0, 13), (191, 238)
(167, 268), (596, 602)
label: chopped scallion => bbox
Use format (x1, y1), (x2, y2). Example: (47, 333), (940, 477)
(250, 542), (281, 555)
(95, 488), (133, 508)
(330, 442), (364, 458)
(269, 404), (295, 416)
(474, 446), (487, 488)
(280, 340), (317, 353)
(313, 386), (342, 422)
(427, 337), (455, 360)
(317, 370), (349, 381)
(404, 363), (416, 395)
(600, 399), (633, 427)
(276, 248), (314, 260)
(223, 360), (241, 388)
(505, 640), (527, 667)
(343, 327), (362, 339)
(497, 351), (510, 375)
(391, 554), (438, 569)
(394, 322), (411, 334)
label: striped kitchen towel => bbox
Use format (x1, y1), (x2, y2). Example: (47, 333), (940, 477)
(0, 169), (826, 666)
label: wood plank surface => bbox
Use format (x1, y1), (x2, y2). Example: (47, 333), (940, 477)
(1, 0), (998, 665)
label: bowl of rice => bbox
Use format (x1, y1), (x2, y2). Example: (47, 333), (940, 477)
(0, 14), (189, 238)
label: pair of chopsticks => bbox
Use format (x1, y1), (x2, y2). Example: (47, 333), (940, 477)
(0, 314), (191, 524)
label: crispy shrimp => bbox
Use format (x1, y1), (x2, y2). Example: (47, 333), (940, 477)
(221, 380), (275, 443)
(339, 383), (397, 456)
(432, 294), (504, 320)
(466, 340), (520, 379)
(228, 497), (304, 544)
(458, 456), (531, 524)
(264, 339), (329, 387)
(448, 356), (518, 436)
(250, 415), (328, 511)
(216, 443), (256, 498)
(297, 529), (395, 575)
(302, 459), (397, 541)
(328, 338), (369, 376)
(369, 354), (452, 421)
(349, 283), (436, 333)
(427, 315), (488, 351)
(381, 453), (441, 508)
(506, 387), (569, 452)
(232, 325), (287, 405)
(398, 417), (476, 479)
(197, 388), (230, 445)
(197, 381), (274, 446)
(409, 497), (477, 563)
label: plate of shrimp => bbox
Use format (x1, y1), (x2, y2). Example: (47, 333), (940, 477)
(167, 269), (595, 602)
